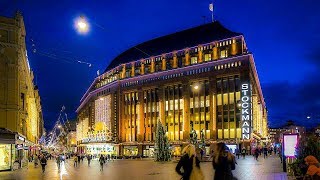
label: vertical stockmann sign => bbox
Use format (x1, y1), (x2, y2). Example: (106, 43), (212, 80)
(241, 83), (251, 139)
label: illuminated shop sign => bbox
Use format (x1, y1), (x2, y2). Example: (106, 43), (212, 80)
(16, 144), (23, 150)
(82, 132), (112, 143)
(241, 83), (251, 139)
(283, 134), (298, 157)
(18, 136), (25, 141)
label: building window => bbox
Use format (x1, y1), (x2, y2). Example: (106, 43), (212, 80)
(191, 57), (198, 64)
(220, 49), (228, 58)
(204, 54), (211, 61)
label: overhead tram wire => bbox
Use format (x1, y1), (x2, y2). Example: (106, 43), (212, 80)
(27, 38), (93, 68)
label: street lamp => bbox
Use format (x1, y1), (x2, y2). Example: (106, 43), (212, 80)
(75, 16), (89, 34)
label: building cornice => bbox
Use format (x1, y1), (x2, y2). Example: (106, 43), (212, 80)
(248, 55), (266, 107)
(79, 35), (244, 105)
(76, 54), (251, 113)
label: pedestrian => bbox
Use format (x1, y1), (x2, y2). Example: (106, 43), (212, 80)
(99, 155), (105, 171)
(73, 156), (78, 167)
(40, 155), (47, 173)
(77, 154), (81, 164)
(34, 154), (39, 168)
(304, 155), (320, 180)
(235, 148), (240, 159)
(176, 144), (204, 180)
(200, 149), (204, 161)
(263, 146), (268, 159)
(87, 155), (91, 166)
(278, 149), (282, 163)
(254, 148), (259, 161)
(212, 142), (236, 180)
(56, 156), (61, 171)
(241, 147), (246, 159)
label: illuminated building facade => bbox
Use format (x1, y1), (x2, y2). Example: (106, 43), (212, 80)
(0, 13), (44, 170)
(77, 21), (268, 156)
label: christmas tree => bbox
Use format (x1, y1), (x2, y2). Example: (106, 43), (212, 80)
(155, 120), (171, 161)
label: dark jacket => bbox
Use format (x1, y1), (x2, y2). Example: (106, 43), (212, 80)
(212, 152), (235, 180)
(176, 154), (200, 180)
(40, 157), (47, 165)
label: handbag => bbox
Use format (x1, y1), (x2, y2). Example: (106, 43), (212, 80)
(189, 156), (204, 180)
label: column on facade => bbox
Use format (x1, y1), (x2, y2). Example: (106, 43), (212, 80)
(141, 60), (145, 75)
(131, 62), (135, 77)
(209, 78), (217, 140)
(182, 82), (190, 140)
(137, 90), (145, 142)
(158, 87), (166, 125)
(121, 64), (126, 78)
(198, 45), (203, 63)
(185, 49), (190, 66)
(161, 55), (166, 71)
(231, 38), (238, 56)
(119, 93), (126, 142)
(150, 58), (155, 73)
(172, 52), (177, 68)
(111, 94), (115, 139)
(213, 42), (218, 60)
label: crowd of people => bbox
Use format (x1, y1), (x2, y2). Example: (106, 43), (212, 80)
(175, 143), (320, 180)
(20, 152), (116, 173)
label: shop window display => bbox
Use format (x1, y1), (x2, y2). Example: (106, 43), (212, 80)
(0, 144), (12, 170)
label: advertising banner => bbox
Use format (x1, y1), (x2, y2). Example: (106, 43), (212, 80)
(283, 134), (298, 157)
(241, 83), (251, 140)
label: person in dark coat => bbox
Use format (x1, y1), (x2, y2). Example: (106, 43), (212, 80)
(176, 144), (201, 180)
(40, 155), (47, 173)
(212, 142), (236, 180)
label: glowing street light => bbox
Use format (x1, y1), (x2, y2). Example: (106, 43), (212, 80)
(75, 16), (89, 34)
(194, 85), (199, 90)
(307, 116), (311, 119)
(58, 125), (62, 128)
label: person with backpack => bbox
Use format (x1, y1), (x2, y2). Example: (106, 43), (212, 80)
(40, 155), (47, 173)
(304, 155), (320, 180)
(175, 144), (204, 180)
(212, 142), (236, 180)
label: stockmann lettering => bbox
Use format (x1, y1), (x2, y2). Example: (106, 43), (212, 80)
(241, 84), (251, 139)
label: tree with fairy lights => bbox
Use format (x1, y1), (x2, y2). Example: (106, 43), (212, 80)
(154, 120), (171, 161)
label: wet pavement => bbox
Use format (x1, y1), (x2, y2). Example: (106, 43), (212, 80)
(0, 155), (289, 180)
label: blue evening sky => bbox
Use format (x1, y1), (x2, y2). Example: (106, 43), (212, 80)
(1, 0), (320, 130)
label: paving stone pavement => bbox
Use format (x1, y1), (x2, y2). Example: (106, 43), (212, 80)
(0, 155), (291, 180)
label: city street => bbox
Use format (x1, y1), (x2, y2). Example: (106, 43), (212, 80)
(0, 155), (289, 180)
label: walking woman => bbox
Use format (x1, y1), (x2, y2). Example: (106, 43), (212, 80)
(212, 142), (236, 180)
(175, 144), (204, 180)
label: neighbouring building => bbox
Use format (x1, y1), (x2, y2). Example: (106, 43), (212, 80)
(269, 120), (306, 146)
(0, 12), (44, 170)
(66, 120), (77, 153)
(76, 21), (268, 157)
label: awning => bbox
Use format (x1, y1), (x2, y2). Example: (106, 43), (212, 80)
(0, 128), (16, 144)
